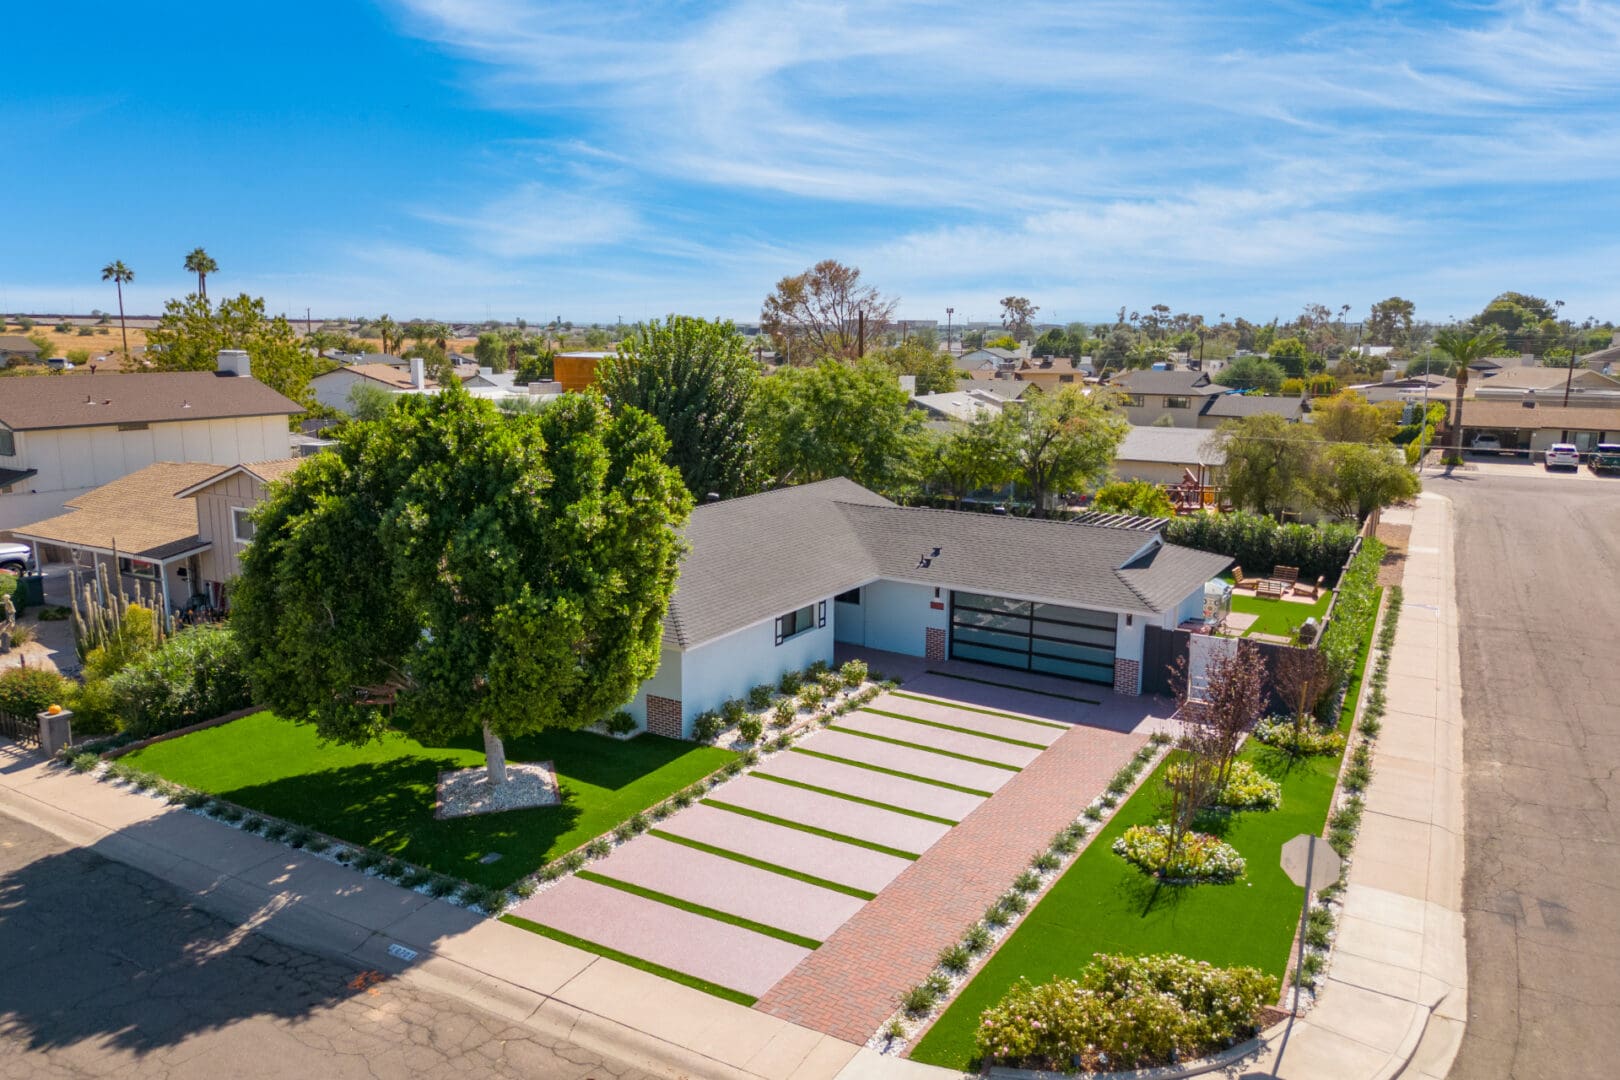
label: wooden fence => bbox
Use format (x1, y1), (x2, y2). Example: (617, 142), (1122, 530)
(0, 709), (39, 746)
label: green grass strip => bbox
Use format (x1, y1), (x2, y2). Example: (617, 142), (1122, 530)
(788, 747), (994, 797)
(702, 799), (921, 860)
(751, 771), (959, 825)
(647, 830), (877, 900)
(500, 914), (756, 1006)
(889, 691), (1068, 730)
(925, 669), (1102, 704)
(860, 707), (1048, 750)
(828, 724), (1021, 771)
(575, 870), (821, 950)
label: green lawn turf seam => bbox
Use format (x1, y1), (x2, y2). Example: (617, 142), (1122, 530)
(575, 870), (822, 950)
(924, 669), (1102, 705)
(749, 771), (960, 825)
(701, 799), (921, 860)
(858, 707), (1049, 750)
(787, 747), (994, 797)
(499, 914), (756, 1006)
(645, 830), (878, 900)
(826, 725), (1022, 771)
(122, 712), (735, 889)
(888, 691), (1068, 730)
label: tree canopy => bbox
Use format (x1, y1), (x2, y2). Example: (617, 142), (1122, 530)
(1310, 389), (1398, 444)
(231, 387), (692, 781)
(597, 315), (760, 499)
(1220, 355), (1285, 393)
(1312, 443), (1420, 520)
(143, 293), (317, 407)
(999, 296), (1039, 342)
(1092, 479), (1175, 518)
(760, 259), (896, 360)
(873, 338), (958, 395)
(748, 358), (919, 491)
(999, 385), (1129, 516)
(1213, 414), (1322, 518)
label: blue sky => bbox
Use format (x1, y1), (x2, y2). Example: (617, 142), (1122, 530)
(6, 1), (1619, 326)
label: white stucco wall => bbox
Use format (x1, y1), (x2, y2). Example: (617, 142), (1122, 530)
(679, 610), (835, 727)
(0, 416), (290, 532)
(1114, 615), (1145, 663)
(833, 593), (865, 643)
(862, 579), (945, 656)
(311, 369), (368, 413)
(624, 646), (684, 733)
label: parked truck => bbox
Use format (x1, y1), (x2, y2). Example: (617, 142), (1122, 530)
(1590, 443), (1620, 475)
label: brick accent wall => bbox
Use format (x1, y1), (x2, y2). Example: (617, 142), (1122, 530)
(1113, 657), (1141, 696)
(646, 695), (684, 738)
(924, 627), (947, 661)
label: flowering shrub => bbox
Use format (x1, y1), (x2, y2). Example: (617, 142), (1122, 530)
(975, 954), (1278, 1070)
(839, 659), (868, 688)
(1254, 717), (1346, 756)
(1113, 824), (1246, 882)
(1166, 760), (1282, 811)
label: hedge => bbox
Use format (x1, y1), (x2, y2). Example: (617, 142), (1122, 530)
(0, 667), (73, 718)
(1316, 538), (1385, 712)
(104, 626), (252, 738)
(1163, 512), (1358, 583)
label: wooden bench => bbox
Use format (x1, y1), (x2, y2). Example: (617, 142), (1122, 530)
(1271, 565), (1300, 589)
(1232, 565), (1257, 590)
(1256, 579), (1289, 598)
(1292, 575), (1325, 599)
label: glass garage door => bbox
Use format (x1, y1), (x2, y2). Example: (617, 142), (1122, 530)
(949, 591), (1117, 684)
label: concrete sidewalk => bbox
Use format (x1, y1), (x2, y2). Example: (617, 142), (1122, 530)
(1237, 491), (1468, 1079)
(0, 749), (960, 1080)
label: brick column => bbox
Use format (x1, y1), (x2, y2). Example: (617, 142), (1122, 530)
(646, 696), (684, 739)
(924, 627), (947, 661)
(1113, 658), (1141, 696)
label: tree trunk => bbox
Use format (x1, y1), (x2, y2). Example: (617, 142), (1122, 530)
(116, 282), (129, 361)
(1449, 367), (1469, 464)
(482, 722), (508, 786)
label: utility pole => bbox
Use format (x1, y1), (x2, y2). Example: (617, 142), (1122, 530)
(306, 307), (312, 335)
(1557, 301), (1575, 407)
(946, 307), (954, 354)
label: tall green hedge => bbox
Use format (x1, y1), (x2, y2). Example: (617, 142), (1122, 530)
(1163, 512), (1358, 583)
(1317, 538), (1386, 701)
(104, 626), (252, 738)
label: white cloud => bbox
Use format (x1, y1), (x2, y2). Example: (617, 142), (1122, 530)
(414, 184), (640, 258)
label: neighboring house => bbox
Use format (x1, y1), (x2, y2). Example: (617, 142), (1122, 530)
(1196, 393), (1309, 429)
(908, 388), (1009, 424)
(625, 478), (1231, 737)
(1105, 369), (1228, 427)
(0, 353), (300, 531)
(7, 461), (225, 614)
(0, 335), (43, 364)
(1455, 400), (1620, 456)
(176, 459), (305, 606)
(1471, 365), (1620, 407)
(1112, 426), (1225, 487)
(554, 352), (613, 392)
(1345, 374), (1456, 406)
(1580, 340), (1620, 374)
(952, 347), (1020, 373)
(309, 359), (434, 413)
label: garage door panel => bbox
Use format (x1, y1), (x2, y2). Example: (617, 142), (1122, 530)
(951, 591), (1116, 686)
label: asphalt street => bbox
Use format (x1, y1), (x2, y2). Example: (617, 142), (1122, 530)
(1431, 464), (1620, 1079)
(0, 812), (665, 1080)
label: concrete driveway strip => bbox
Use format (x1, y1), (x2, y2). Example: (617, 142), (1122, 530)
(758, 751), (986, 821)
(507, 877), (811, 1000)
(836, 712), (1041, 768)
(653, 804), (912, 894)
(706, 776), (952, 854)
(584, 834), (866, 941)
(868, 692), (1066, 744)
(800, 730), (1015, 793)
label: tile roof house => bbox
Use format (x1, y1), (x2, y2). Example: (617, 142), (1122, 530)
(0, 354), (300, 531)
(628, 478), (1231, 738)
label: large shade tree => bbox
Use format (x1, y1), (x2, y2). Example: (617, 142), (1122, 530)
(760, 259), (896, 360)
(998, 385), (1128, 516)
(597, 315), (759, 499)
(231, 387), (691, 785)
(749, 357), (920, 491)
(1213, 413), (1322, 518)
(143, 293), (319, 407)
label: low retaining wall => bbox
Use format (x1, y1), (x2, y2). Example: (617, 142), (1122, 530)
(100, 706), (261, 760)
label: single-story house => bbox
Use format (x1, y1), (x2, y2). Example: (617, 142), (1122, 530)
(1196, 393), (1309, 428)
(0, 352), (300, 531)
(1455, 400), (1620, 456)
(309, 359), (436, 413)
(953, 347), (1021, 373)
(1471, 365), (1620, 407)
(0, 335), (43, 364)
(908, 388), (1008, 424)
(1106, 369), (1228, 427)
(626, 479), (1231, 737)
(1344, 374), (1455, 406)
(1113, 426), (1225, 487)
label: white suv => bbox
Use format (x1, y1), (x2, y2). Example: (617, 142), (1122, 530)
(1544, 443), (1581, 471)
(0, 542), (35, 576)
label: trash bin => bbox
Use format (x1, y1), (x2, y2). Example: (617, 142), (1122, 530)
(15, 574), (45, 609)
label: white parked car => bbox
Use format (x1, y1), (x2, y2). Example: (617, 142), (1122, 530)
(1470, 434), (1502, 454)
(0, 542), (35, 576)
(1544, 443), (1581, 470)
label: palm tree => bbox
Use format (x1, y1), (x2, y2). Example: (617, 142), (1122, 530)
(373, 314), (399, 356)
(183, 247), (218, 299)
(1432, 326), (1506, 466)
(100, 260), (135, 360)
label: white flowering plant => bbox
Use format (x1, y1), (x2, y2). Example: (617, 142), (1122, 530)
(1113, 824), (1246, 882)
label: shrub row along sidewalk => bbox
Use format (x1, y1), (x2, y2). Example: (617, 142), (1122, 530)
(910, 543), (1387, 1072)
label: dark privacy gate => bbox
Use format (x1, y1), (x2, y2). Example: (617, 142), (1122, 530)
(948, 590), (1116, 684)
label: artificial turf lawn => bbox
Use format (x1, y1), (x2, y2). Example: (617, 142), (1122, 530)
(909, 744), (1347, 1070)
(1228, 588), (1334, 639)
(124, 711), (735, 888)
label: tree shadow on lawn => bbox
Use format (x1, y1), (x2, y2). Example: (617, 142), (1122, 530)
(218, 756), (586, 889)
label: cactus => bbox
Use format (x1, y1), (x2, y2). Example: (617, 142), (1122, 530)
(69, 553), (169, 663)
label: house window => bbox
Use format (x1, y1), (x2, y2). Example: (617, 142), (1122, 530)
(0, 427), (13, 456)
(774, 601), (826, 645)
(117, 557), (160, 580)
(1166, 396), (1191, 409)
(232, 507), (256, 543)
(116, 422), (150, 432)
(1059, 374), (1074, 383)
(1123, 394), (1145, 407)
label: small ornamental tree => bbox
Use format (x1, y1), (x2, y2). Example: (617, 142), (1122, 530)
(232, 386), (692, 785)
(1275, 646), (1332, 735)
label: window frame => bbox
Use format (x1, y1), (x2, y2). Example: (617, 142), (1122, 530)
(231, 507), (257, 544)
(774, 600), (827, 645)
(0, 426), (14, 457)
(1165, 395), (1191, 409)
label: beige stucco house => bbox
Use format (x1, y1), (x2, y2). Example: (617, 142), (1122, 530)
(175, 459), (305, 600)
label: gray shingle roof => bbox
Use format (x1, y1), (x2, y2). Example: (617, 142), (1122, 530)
(664, 479), (1233, 648)
(1109, 369), (1224, 396)
(0, 372), (301, 431)
(1117, 426), (1225, 465)
(1199, 393), (1307, 419)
